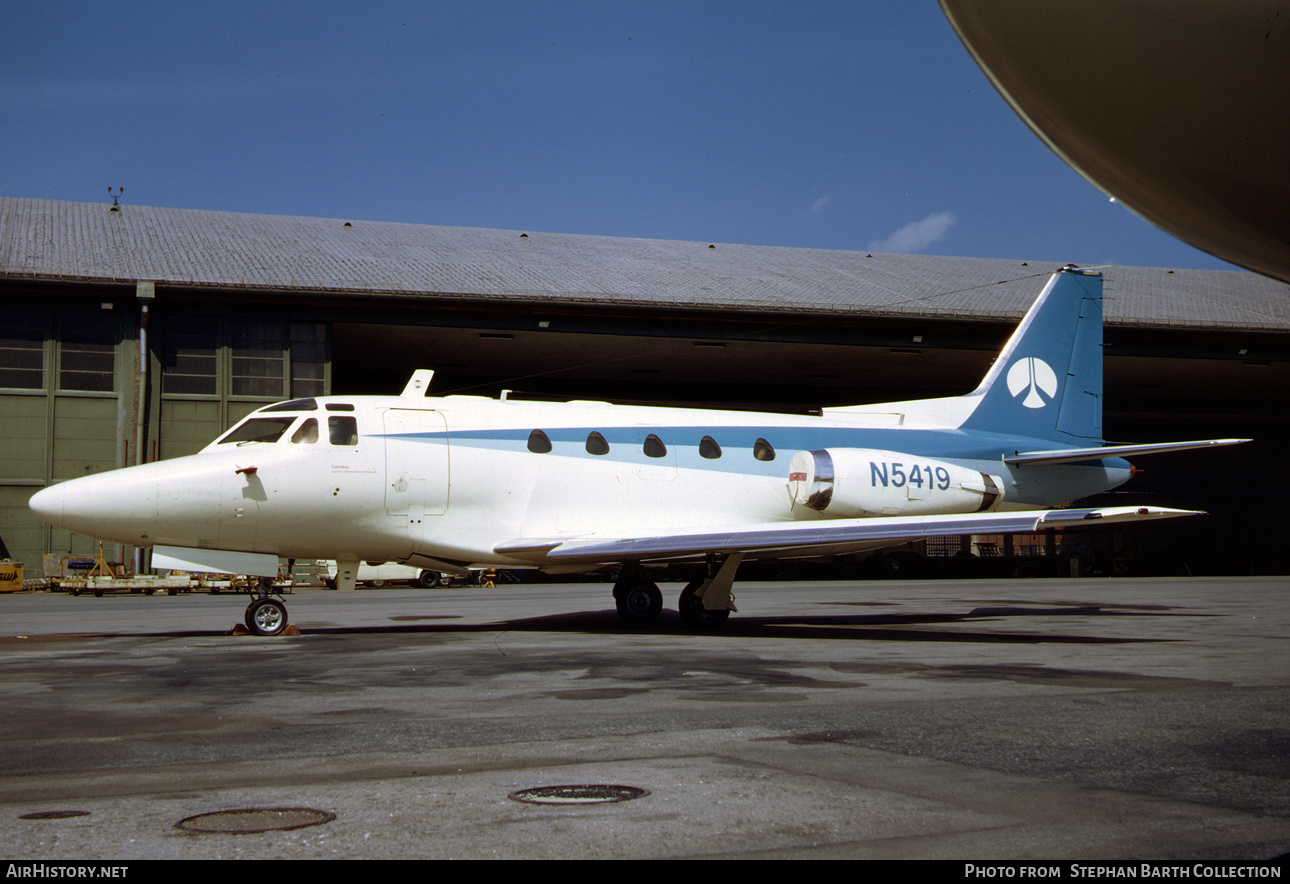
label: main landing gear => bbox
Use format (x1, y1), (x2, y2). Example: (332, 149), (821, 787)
(678, 580), (730, 629)
(612, 567), (663, 627)
(244, 579), (289, 636)
(612, 554), (743, 630)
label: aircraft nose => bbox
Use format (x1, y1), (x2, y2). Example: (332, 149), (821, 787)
(27, 482), (69, 524)
(28, 467), (160, 543)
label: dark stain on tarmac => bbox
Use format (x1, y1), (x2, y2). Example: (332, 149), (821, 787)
(1204, 727), (1290, 778)
(296, 604), (1176, 644)
(830, 659), (1225, 691)
(760, 690), (1290, 819)
(543, 688), (651, 700)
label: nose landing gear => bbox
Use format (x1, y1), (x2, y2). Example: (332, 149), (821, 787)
(244, 579), (290, 636)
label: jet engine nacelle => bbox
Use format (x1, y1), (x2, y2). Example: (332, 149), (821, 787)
(787, 448), (1004, 518)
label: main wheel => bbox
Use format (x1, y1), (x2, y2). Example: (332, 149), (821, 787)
(678, 580), (730, 629)
(245, 598), (289, 636)
(614, 581), (663, 626)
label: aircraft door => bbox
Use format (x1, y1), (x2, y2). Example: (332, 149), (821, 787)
(383, 409), (449, 520)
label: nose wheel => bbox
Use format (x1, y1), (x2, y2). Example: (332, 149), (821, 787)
(244, 593), (289, 636)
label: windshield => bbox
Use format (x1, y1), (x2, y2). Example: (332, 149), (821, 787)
(217, 417), (297, 445)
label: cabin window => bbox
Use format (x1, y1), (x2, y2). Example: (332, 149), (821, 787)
(699, 436), (722, 459)
(218, 417), (296, 445)
(291, 418), (319, 444)
(586, 431), (610, 455)
(753, 438), (775, 462)
(328, 416), (358, 445)
(527, 429), (552, 453)
(643, 434), (667, 458)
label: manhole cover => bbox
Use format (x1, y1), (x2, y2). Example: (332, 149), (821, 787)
(175, 807), (336, 834)
(20, 810), (90, 820)
(508, 785), (649, 805)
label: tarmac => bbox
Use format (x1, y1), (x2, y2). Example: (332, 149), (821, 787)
(0, 576), (1287, 860)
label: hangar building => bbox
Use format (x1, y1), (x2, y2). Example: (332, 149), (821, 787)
(2, 196), (1287, 577)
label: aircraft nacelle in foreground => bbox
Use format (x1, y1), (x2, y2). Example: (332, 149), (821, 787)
(30, 267), (1247, 634)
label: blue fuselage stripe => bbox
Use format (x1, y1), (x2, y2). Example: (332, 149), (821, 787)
(376, 425), (1123, 476)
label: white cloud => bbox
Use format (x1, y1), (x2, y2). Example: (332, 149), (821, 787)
(868, 211), (956, 253)
(810, 195), (832, 214)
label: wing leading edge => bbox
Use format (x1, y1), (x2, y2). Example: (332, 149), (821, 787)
(494, 506), (1199, 566)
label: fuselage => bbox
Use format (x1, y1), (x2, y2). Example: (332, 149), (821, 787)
(28, 391), (1133, 570)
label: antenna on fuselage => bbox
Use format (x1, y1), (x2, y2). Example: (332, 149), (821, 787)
(400, 370), (434, 398)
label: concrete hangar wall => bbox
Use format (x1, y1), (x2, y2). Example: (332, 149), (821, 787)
(2, 196), (1289, 577)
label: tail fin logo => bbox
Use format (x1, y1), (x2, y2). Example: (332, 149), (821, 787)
(1006, 357), (1058, 409)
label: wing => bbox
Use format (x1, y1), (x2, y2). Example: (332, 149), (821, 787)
(494, 506), (1199, 566)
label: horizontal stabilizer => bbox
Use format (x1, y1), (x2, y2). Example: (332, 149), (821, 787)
(1006, 438), (1249, 466)
(494, 506), (1200, 565)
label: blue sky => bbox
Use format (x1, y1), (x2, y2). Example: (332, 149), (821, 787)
(2, 1), (1237, 271)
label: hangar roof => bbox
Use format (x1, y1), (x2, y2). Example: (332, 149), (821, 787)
(3, 196), (1289, 331)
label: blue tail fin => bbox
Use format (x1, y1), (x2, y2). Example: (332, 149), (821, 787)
(960, 267), (1104, 444)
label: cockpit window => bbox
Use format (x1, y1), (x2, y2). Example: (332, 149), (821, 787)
(218, 417), (296, 445)
(261, 398), (317, 413)
(291, 418), (319, 444)
(328, 416), (358, 445)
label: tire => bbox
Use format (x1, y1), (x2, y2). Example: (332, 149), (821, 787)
(245, 598), (289, 636)
(614, 581), (662, 626)
(417, 570), (439, 589)
(678, 580), (730, 629)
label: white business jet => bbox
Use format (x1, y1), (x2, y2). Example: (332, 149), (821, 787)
(30, 266), (1245, 635)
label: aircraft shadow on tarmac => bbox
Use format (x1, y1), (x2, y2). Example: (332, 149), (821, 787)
(276, 599), (1202, 644)
(31, 599), (1207, 643)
